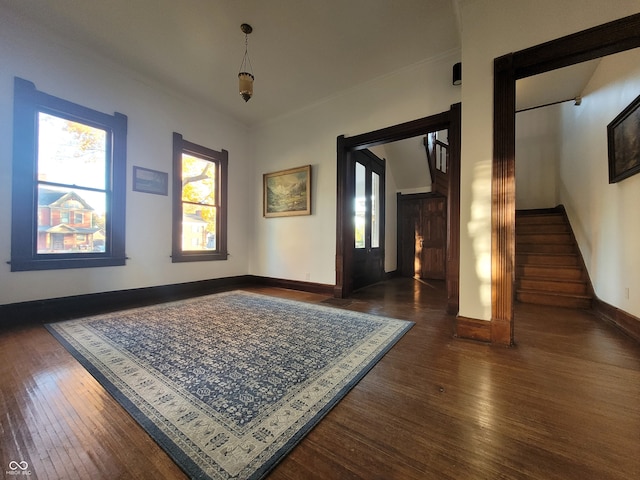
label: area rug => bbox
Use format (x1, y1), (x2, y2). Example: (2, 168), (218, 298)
(46, 290), (413, 480)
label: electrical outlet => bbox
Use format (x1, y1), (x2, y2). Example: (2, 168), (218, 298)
(625, 287), (629, 300)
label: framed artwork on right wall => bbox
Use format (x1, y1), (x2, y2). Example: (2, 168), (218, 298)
(608, 93), (640, 183)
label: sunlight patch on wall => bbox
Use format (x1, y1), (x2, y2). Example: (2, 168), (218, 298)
(467, 161), (492, 317)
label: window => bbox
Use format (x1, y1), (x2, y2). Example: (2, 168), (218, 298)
(11, 77), (127, 271)
(172, 133), (228, 262)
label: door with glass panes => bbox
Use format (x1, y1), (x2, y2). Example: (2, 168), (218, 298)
(353, 149), (385, 290)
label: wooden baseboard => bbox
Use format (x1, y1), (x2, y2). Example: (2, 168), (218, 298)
(384, 270), (399, 280)
(455, 316), (491, 342)
(0, 275), (337, 328)
(593, 297), (640, 343)
(251, 276), (334, 296)
(0, 275), (255, 327)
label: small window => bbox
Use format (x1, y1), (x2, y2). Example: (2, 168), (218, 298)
(60, 209), (70, 225)
(172, 133), (228, 262)
(11, 77), (127, 271)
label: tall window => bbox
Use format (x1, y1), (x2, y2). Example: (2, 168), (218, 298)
(172, 133), (228, 262)
(11, 77), (127, 271)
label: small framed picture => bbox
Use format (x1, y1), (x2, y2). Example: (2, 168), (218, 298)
(263, 165), (311, 217)
(133, 166), (169, 195)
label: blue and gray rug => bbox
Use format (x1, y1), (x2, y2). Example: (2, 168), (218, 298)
(46, 291), (413, 479)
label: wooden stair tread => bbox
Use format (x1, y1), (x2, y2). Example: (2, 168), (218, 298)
(516, 289), (592, 309)
(516, 252), (579, 261)
(516, 263), (582, 269)
(516, 288), (591, 299)
(516, 265), (584, 281)
(517, 245), (575, 253)
(518, 276), (586, 284)
(517, 234), (573, 243)
(516, 214), (565, 224)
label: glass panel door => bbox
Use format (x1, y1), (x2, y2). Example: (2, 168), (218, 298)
(352, 150), (385, 290)
(371, 172), (380, 248)
(354, 162), (366, 249)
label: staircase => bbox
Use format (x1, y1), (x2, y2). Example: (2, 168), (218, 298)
(516, 208), (592, 309)
(424, 133), (448, 197)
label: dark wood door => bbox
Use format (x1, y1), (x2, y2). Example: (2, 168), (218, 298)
(421, 196), (446, 279)
(398, 194), (446, 280)
(399, 197), (422, 277)
(353, 150), (385, 290)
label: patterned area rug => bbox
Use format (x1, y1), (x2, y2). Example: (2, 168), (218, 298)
(46, 291), (413, 479)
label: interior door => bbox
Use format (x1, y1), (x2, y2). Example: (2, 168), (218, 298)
(397, 194), (447, 280)
(421, 196), (446, 279)
(353, 150), (385, 290)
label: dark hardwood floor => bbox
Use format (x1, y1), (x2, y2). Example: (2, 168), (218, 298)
(1, 278), (639, 479)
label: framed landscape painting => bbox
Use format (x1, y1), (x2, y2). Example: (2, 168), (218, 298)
(263, 165), (311, 217)
(608, 94), (640, 183)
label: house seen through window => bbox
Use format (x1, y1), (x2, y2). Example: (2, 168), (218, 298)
(37, 112), (107, 254)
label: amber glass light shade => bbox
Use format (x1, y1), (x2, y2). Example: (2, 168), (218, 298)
(238, 72), (254, 102)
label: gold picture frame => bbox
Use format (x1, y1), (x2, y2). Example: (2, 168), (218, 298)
(263, 165), (311, 217)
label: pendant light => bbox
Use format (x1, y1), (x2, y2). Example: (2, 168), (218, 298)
(238, 23), (254, 102)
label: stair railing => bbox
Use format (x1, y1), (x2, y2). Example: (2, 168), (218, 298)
(424, 134), (449, 196)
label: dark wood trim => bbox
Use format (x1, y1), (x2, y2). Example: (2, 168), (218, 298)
(341, 112), (450, 151)
(493, 13), (640, 346)
(171, 133), (229, 263)
(447, 103), (461, 315)
(0, 276), (254, 327)
(492, 54), (516, 346)
(335, 135), (352, 298)
(336, 104), (461, 315)
(251, 276), (334, 296)
(10, 77), (128, 272)
(384, 269), (399, 280)
(512, 14), (640, 79)
(0, 275), (337, 328)
(455, 316), (491, 343)
(593, 297), (640, 344)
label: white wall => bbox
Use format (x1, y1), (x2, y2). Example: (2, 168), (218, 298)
(0, 13), (253, 305)
(458, 0), (640, 320)
(515, 106), (562, 209)
(249, 52), (461, 285)
(559, 48), (640, 318)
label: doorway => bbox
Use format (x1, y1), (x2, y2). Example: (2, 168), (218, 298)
(335, 104), (461, 315)
(491, 13), (640, 345)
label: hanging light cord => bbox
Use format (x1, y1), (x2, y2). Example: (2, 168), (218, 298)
(239, 33), (253, 75)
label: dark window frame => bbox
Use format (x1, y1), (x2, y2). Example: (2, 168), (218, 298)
(172, 132), (228, 263)
(11, 77), (127, 271)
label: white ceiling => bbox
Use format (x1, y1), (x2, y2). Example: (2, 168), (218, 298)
(516, 60), (600, 111)
(1, 0), (461, 127)
(3, 0), (602, 191)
